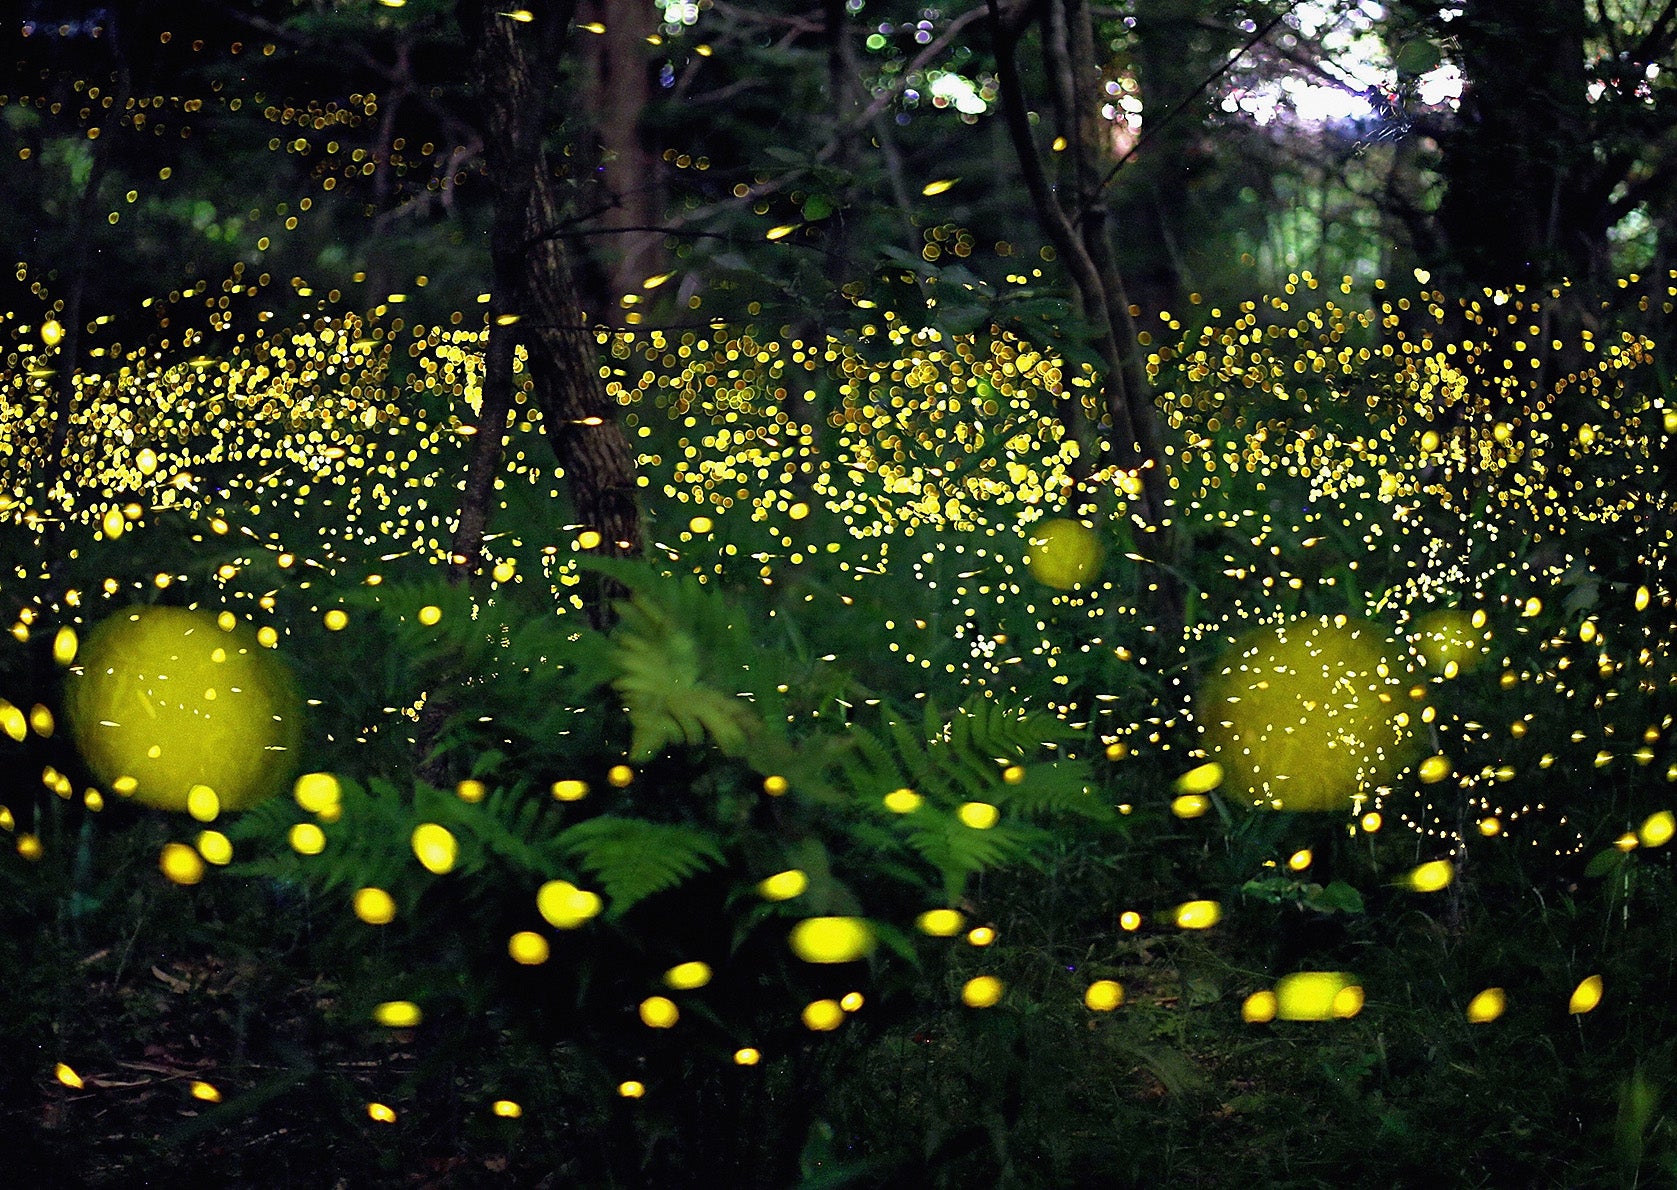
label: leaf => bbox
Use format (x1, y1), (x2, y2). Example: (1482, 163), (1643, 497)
(1394, 40), (1442, 76)
(1584, 847), (1626, 878)
(557, 816), (724, 917)
(1311, 880), (1366, 915)
(802, 194), (835, 222)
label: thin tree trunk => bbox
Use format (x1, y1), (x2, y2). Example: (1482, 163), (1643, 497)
(990, 0), (1182, 627)
(453, 0), (641, 606)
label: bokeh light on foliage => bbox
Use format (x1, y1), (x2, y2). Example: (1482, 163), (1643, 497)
(1197, 617), (1415, 812)
(64, 607), (301, 812)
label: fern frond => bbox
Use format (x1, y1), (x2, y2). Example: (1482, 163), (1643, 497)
(556, 815), (725, 917)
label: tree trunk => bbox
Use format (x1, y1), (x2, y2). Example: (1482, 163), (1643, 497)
(453, 0), (641, 601)
(989, 0), (1182, 628)
(580, 0), (663, 305)
(1436, 0), (1593, 289)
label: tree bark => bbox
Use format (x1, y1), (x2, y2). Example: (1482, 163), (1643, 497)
(453, 0), (641, 601)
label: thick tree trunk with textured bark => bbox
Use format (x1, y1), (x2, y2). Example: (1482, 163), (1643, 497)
(452, 1), (641, 597)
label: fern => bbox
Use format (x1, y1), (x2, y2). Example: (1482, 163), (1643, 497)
(901, 814), (1048, 902)
(556, 815), (725, 917)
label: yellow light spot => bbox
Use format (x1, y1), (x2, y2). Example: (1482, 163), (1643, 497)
(961, 975), (1004, 1008)
(617, 1080), (645, 1099)
(1273, 971), (1360, 1020)
(1478, 816), (1501, 837)
(1174, 763), (1224, 796)
(762, 774), (789, 796)
(1466, 987), (1506, 1023)
(802, 998), (845, 1031)
(1639, 811), (1675, 848)
(190, 1080), (222, 1103)
(1171, 794), (1209, 819)
(28, 704), (54, 738)
(1361, 812), (1382, 832)
(354, 887), (397, 925)
(1084, 980), (1124, 1011)
(916, 908), (965, 936)
(788, 502), (809, 520)
(508, 931), (550, 965)
(1418, 754), (1452, 784)
(186, 784), (220, 823)
(664, 961), (712, 990)
(551, 778), (589, 801)
(765, 224), (797, 241)
(42, 319), (63, 347)
(788, 917), (874, 963)
(16, 834), (42, 861)
(967, 926), (997, 946)
(883, 788), (922, 813)
(758, 869), (808, 900)
(1174, 900), (1221, 929)
(1287, 849), (1313, 871)
(417, 605), (442, 626)
(639, 996), (680, 1028)
(159, 842), (205, 885)
(456, 779), (486, 803)
(958, 801), (999, 829)
(492, 1099), (522, 1118)
(1635, 585), (1651, 612)
(1569, 975), (1603, 1015)
(294, 772), (341, 813)
(257, 626), (278, 648)
(1026, 519), (1103, 589)
(1406, 860), (1453, 892)
(1105, 740), (1130, 761)
(52, 625), (78, 665)
(607, 764), (633, 788)
(1119, 910), (1141, 931)
(323, 609), (349, 631)
(536, 880), (602, 928)
(733, 1047), (761, 1066)
(373, 1000), (423, 1027)
(688, 516), (713, 534)
(411, 823), (458, 874)
(492, 559), (517, 583)
(921, 178), (958, 196)
(288, 822), (326, 855)
(1242, 990), (1278, 1023)
(197, 830), (232, 865)
(840, 991), (864, 1012)
(55, 1062), (83, 1089)
(1617, 831), (1641, 852)
(367, 1102), (397, 1123)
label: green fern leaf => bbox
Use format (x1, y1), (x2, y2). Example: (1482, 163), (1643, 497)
(557, 815), (725, 916)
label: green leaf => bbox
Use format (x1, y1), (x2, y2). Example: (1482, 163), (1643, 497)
(557, 816), (725, 917)
(1394, 40), (1442, 76)
(1584, 847), (1626, 878)
(1311, 880), (1366, 914)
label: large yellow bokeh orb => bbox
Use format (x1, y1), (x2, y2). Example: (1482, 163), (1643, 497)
(1025, 519), (1103, 589)
(66, 607), (301, 813)
(1198, 617), (1414, 812)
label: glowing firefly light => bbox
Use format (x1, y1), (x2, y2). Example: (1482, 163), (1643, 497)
(1466, 988), (1505, 1023)
(1569, 975), (1603, 1015)
(788, 917), (874, 964)
(410, 823), (458, 874)
(961, 976), (1004, 1008)
(916, 909), (964, 936)
(1084, 980), (1124, 1011)
(757, 869), (808, 900)
(664, 961), (712, 990)
(1406, 860), (1453, 892)
(373, 1000), (423, 1028)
